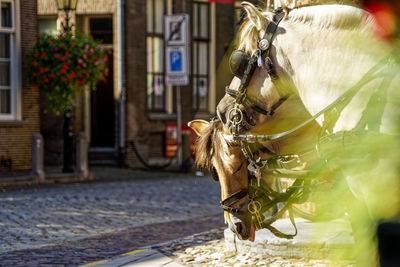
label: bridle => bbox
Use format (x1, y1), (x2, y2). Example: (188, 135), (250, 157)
(216, 7), (301, 239)
(214, 6), (396, 239)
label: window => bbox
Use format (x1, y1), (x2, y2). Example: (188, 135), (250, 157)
(0, 0), (17, 119)
(90, 18), (113, 45)
(192, 1), (210, 112)
(38, 18), (57, 36)
(147, 0), (167, 112)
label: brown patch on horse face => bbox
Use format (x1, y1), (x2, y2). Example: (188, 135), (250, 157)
(189, 119), (253, 240)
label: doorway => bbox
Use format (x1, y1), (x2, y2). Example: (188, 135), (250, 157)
(90, 53), (114, 147)
(89, 17), (115, 148)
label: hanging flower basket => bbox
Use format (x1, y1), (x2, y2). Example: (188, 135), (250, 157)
(24, 31), (111, 113)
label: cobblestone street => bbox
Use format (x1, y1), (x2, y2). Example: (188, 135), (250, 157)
(0, 168), (222, 259)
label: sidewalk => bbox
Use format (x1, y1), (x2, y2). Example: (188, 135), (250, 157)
(80, 249), (184, 267)
(80, 219), (356, 267)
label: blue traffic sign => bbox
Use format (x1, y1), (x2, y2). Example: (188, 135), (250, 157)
(170, 51), (183, 72)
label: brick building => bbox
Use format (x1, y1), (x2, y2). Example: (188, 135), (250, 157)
(35, 0), (241, 169)
(124, 0), (238, 167)
(0, 0), (39, 172)
(35, 0), (252, 169)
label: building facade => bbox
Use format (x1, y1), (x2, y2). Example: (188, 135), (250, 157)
(36, 0), (244, 168)
(0, 0), (39, 172)
(124, 0), (238, 167)
(37, 0), (120, 165)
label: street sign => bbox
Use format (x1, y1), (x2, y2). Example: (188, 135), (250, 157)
(164, 14), (190, 86)
(164, 14), (189, 46)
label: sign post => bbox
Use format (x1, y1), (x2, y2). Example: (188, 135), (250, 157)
(164, 14), (190, 170)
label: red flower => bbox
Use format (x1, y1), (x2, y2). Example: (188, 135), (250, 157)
(61, 56), (66, 61)
(79, 80), (85, 85)
(60, 63), (68, 74)
(41, 52), (46, 59)
(55, 53), (60, 58)
(49, 73), (56, 79)
(65, 51), (70, 56)
(32, 61), (38, 67)
(44, 77), (49, 83)
(69, 71), (76, 79)
(60, 43), (65, 48)
(61, 76), (66, 82)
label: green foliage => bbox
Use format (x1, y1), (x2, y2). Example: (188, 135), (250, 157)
(24, 31), (111, 113)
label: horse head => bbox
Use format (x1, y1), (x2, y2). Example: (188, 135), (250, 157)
(188, 119), (256, 241)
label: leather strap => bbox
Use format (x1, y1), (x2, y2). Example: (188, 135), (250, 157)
(220, 188), (249, 213)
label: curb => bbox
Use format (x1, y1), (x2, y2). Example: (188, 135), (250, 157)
(0, 172), (94, 187)
(79, 228), (224, 267)
(80, 248), (184, 267)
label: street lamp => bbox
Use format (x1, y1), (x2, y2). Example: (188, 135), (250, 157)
(55, 0), (79, 173)
(56, 0), (78, 30)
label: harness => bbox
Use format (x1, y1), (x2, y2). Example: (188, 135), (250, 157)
(216, 7), (396, 239)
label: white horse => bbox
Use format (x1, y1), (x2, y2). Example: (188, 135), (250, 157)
(190, 2), (400, 265)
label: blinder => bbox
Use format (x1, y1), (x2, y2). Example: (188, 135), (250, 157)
(229, 50), (252, 79)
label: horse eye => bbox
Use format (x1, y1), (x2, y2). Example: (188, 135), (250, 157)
(210, 166), (219, 181)
(229, 50), (251, 79)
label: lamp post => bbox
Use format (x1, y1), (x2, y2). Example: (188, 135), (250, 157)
(56, 0), (78, 31)
(56, 0), (78, 173)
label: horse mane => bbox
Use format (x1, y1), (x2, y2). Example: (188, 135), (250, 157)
(194, 119), (230, 169)
(237, 4), (375, 54)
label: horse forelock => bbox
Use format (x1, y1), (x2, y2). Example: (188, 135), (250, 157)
(194, 120), (231, 169)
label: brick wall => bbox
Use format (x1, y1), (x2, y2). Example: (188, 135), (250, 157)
(124, 0), (236, 167)
(0, 0), (40, 171)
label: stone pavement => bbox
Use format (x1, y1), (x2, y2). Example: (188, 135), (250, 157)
(0, 168), (358, 266)
(0, 168), (224, 265)
(82, 222), (356, 267)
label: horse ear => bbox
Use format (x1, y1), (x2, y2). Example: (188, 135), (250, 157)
(188, 120), (210, 137)
(241, 2), (268, 31)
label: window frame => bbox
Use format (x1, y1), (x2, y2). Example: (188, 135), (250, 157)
(146, 0), (168, 114)
(192, 1), (210, 113)
(89, 17), (113, 45)
(0, 0), (20, 121)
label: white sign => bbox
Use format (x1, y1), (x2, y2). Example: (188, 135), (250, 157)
(165, 14), (190, 86)
(164, 14), (189, 45)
